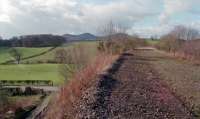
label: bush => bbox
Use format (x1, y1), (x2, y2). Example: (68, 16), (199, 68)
(57, 44), (97, 82)
(98, 34), (137, 54)
(182, 40), (200, 60)
(156, 25), (200, 60)
(156, 36), (200, 60)
(156, 34), (183, 54)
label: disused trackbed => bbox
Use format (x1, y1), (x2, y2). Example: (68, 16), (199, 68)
(77, 49), (194, 119)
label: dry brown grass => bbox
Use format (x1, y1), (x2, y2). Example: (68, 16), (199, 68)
(45, 54), (118, 119)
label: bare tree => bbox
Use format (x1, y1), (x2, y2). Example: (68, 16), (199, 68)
(57, 44), (92, 82)
(185, 27), (199, 40)
(9, 48), (23, 64)
(54, 48), (68, 63)
(171, 25), (199, 40)
(97, 21), (136, 54)
(158, 25), (200, 59)
(98, 21), (128, 39)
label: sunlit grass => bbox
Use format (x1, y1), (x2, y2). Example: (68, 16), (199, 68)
(0, 64), (64, 85)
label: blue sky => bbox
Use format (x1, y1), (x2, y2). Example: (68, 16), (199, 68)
(0, 0), (200, 38)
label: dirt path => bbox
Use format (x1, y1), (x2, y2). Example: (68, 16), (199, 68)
(76, 49), (194, 119)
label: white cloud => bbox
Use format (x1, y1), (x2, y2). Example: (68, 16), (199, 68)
(0, 14), (11, 23)
(0, 0), (199, 38)
(159, 0), (200, 24)
(0, 0), (12, 23)
(129, 24), (173, 38)
(0, 0), (162, 38)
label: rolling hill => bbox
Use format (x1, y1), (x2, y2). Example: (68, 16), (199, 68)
(63, 33), (97, 41)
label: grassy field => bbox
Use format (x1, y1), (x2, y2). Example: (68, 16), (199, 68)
(0, 64), (64, 85)
(145, 39), (159, 46)
(0, 41), (98, 86)
(0, 47), (52, 63)
(23, 41), (98, 63)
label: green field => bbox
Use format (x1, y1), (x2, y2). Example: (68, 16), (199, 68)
(0, 64), (64, 85)
(0, 47), (52, 63)
(23, 41), (98, 63)
(0, 41), (98, 86)
(145, 39), (159, 46)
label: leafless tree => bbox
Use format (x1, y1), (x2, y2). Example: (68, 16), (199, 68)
(54, 49), (68, 63)
(57, 44), (92, 81)
(9, 48), (23, 64)
(158, 25), (200, 59)
(171, 25), (199, 40)
(97, 21), (137, 54)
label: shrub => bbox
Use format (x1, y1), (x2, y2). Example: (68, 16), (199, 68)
(182, 40), (200, 60)
(57, 44), (97, 82)
(98, 34), (137, 54)
(156, 25), (200, 60)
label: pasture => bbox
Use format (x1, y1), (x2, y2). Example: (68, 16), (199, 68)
(0, 41), (98, 86)
(0, 64), (64, 85)
(22, 41), (98, 63)
(0, 47), (52, 64)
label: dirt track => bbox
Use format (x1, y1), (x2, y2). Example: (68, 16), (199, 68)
(76, 49), (194, 119)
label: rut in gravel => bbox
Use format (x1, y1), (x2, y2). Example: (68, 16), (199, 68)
(77, 50), (194, 119)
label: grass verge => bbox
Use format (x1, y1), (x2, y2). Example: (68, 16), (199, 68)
(44, 54), (118, 119)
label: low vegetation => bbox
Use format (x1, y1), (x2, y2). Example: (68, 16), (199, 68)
(139, 50), (200, 117)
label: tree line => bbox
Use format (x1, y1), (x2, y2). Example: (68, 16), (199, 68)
(0, 34), (66, 47)
(156, 25), (200, 60)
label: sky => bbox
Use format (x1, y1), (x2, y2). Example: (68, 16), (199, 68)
(0, 0), (200, 38)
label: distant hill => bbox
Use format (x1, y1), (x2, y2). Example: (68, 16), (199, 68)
(63, 33), (97, 41)
(0, 34), (65, 47)
(0, 33), (97, 47)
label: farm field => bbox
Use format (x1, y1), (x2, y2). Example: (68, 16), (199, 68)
(23, 41), (98, 63)
(0, 41), (98, 86)
(0, 47), (52, 64)
(0, 64), (64, 85)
